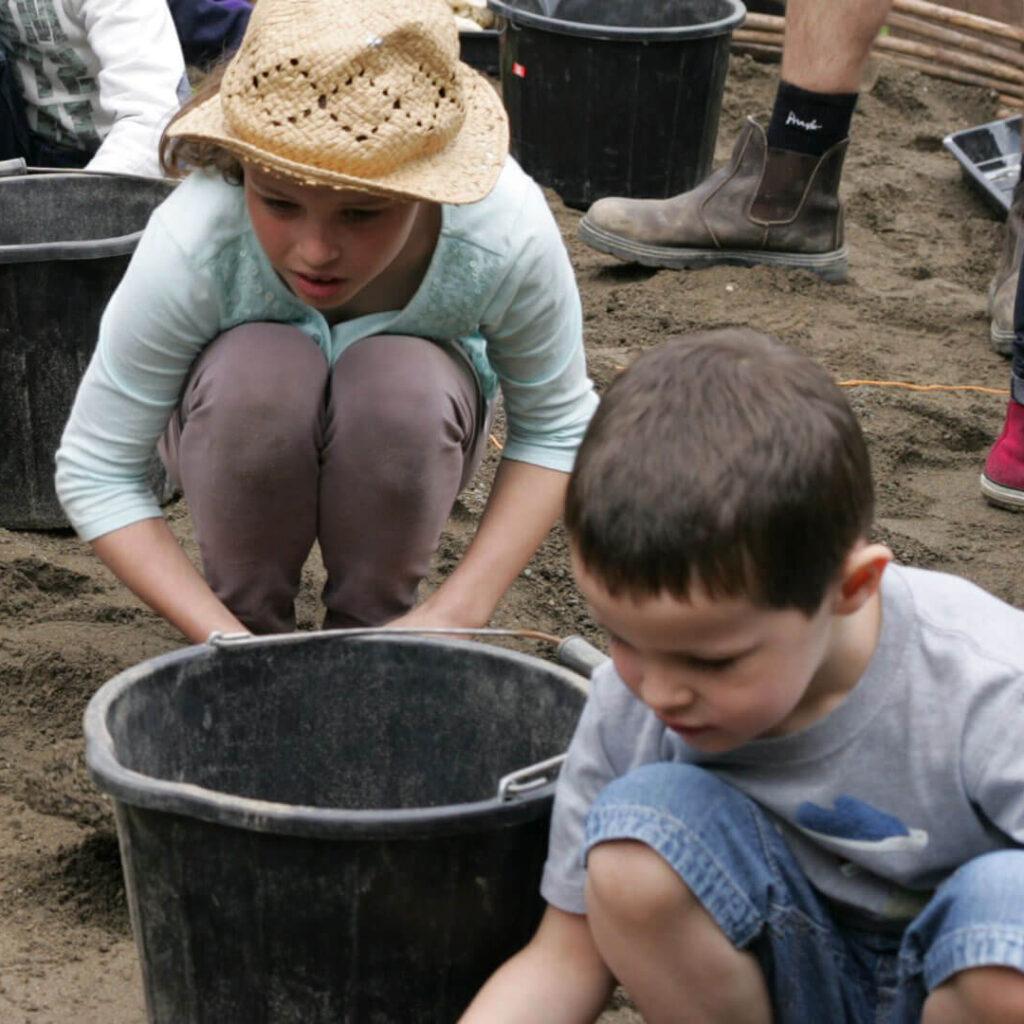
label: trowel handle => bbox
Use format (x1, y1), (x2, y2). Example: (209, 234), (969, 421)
(555, 634), (609, 678)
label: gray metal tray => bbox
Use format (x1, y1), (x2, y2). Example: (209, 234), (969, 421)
(943, 114), (1022, 217)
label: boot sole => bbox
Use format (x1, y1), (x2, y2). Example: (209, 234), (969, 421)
(990, 322), (1015, 357)
(578, 218), (849, 283)
(980, 472), (1024, 511)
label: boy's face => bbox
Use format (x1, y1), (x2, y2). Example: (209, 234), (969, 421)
(572, 554), (842, 754)
(244, 165), (422, 318)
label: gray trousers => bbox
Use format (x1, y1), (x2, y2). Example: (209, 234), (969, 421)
(159, 323), (487, 633)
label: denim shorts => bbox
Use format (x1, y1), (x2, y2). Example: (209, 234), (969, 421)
(583, 763), (1024, 1023)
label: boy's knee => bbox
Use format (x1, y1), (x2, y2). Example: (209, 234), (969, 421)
(956, 849), (1024, 891)
(586, 839), (701, 929)
(926, 967), (1024, 1024)
(941, 849), (1024, 922)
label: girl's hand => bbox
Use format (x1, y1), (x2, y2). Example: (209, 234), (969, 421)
(390, 459), (569, 632)
(90, 517), (248, 644)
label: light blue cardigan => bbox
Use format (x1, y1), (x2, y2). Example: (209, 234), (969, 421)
(55, 156), (598, 542)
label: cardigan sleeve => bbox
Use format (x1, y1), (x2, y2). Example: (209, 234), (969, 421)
(55, 207), (221, 540)
(479, 177), (597, 473)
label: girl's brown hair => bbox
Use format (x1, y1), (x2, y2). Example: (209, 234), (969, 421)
(159, 60), (244, 184)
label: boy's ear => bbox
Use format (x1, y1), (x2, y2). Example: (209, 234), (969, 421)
(834, 542), (893, 615)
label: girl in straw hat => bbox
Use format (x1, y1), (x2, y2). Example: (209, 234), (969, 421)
(55, 0), (597, 641)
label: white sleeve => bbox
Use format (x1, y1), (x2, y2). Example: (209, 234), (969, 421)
(55, 208), (221, 541)
(480, 180), (598, 473)
(78, 0), (185, 178)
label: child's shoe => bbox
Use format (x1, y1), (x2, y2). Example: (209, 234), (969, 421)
(981, 397), (1024, 511)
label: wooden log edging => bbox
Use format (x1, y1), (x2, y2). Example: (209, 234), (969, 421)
(733, 6), (1024, 102)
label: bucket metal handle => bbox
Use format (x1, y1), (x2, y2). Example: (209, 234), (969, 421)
(497, 753), (567, 802)
(206, 625), (568, 647)
(0, 157), (27, 177)
(206, 627), (607, 675)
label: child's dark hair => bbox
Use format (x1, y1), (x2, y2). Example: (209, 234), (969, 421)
(565, 328), (874, 615)
(159, 60), (244, 183)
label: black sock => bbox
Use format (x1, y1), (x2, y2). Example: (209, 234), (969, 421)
(767, 81), (858, 157)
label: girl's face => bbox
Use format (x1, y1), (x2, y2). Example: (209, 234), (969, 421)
(244, 165), (425, 319)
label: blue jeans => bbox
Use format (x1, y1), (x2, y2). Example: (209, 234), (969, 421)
(584, 763), (1024, 1023)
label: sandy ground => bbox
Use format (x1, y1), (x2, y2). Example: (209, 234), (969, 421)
(1, 56), (1022, 1022)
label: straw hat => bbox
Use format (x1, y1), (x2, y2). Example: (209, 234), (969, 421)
(168, 0), (509, 204)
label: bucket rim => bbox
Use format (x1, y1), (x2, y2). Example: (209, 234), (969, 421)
(0, 170), (176, 263)
(84, 633), (589, 840)
(486, 0), (746, 41)
(0, 232), (143, 263)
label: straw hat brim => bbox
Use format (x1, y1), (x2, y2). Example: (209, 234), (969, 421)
(168, 63), (509, 205)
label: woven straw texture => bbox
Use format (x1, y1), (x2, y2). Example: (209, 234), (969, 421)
(168, 0), (509, 203)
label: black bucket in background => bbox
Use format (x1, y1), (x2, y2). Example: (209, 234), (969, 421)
(0, 169), (176, 530)
(488, 0), (746, 210)
(85, 633), (590, 1023)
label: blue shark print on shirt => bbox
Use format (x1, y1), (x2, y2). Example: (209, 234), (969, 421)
(796, 796), (929, 853)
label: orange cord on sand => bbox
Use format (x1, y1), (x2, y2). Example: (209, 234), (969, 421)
(487, 381), (1007, 452)
(837, 379), (1009, 396)
(613, 366), (1007, 397)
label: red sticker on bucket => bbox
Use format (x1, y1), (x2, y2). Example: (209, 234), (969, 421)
(512, 62), (526, 78)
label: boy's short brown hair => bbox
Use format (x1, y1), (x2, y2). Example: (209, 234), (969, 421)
(565, 328), (874, 615)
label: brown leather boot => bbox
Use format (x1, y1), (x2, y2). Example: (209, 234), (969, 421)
(578, 116), (848, 282)
(987, 178), (1024, 356)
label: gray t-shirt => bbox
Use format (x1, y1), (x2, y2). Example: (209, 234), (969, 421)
(542, 564), (1024, 924)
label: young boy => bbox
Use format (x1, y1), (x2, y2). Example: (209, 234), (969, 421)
(462, 328), (1024, 1023)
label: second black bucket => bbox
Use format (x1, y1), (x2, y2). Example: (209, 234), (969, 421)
(489, 0), (746, 210)
(0, 167), (175, 529)
(85, 631), (590, 1023)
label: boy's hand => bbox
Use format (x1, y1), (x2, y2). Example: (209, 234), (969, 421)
(459, 906), (615, 1023)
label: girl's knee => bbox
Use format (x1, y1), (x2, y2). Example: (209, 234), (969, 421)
(329, 335), (474, 445)
(193, 323), (327, 428)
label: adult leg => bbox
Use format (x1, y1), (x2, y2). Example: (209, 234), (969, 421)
(317, 334), (484, 628)
(780, 0), (892, 93)
(987, 4), (1024, 355)
(988, 168), (1024, 357)
(981, 261), (1024, 511)
(897, 850), (1024, 1022)
(160, 323), (328, 633)
(582, 763), (872, 1022)
(577, 0), (893, 280)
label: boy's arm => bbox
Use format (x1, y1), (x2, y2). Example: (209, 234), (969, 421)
(460, 906), (615, 1023)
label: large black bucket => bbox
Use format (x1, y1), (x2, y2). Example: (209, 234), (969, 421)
(84, 631), (590, 1023)
(0, 167), (175, 529)
(489, 0), (746, 210)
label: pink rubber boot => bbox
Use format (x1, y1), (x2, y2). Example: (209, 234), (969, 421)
(981, 397), (1024, 511)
